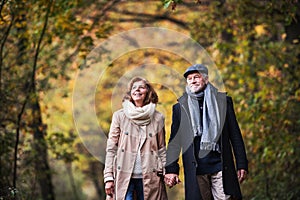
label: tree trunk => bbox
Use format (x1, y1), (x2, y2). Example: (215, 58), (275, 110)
(30, 93), (55, 200)
(89, 161), (105, 200)
(66, 162), (79, 200)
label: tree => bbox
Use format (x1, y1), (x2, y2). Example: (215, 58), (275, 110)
(0, 0), (115, 199)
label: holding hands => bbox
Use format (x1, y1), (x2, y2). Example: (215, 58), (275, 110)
(164, 173), (181, 188)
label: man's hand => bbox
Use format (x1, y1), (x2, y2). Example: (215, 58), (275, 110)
(105, 181), (115, 197)
(164, 173), (181, 188)
(237, 169), (247, 183)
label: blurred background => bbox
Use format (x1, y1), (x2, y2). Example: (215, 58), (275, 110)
(0, 0), (299, 199)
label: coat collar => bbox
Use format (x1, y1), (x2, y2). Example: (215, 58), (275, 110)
(178, 92), (188, 105)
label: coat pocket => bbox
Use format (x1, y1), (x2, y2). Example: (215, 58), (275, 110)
(113, 155), (117, 178)
(156, 156), (164, 177)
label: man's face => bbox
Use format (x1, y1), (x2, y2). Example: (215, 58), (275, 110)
(186, 72), (208, 93)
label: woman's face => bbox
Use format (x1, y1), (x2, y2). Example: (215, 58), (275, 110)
(130, 80), (148, 106)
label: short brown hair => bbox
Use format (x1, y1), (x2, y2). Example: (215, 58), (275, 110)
(123, 77), (158, 105)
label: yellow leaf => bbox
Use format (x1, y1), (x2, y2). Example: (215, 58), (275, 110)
(281, 33), (287, 40)
(255, 24), (267, 36)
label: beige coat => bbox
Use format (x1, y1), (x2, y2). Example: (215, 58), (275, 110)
(104, 109), (168, 200)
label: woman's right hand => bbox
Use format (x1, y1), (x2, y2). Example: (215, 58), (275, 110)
(105, 181), (115, 197)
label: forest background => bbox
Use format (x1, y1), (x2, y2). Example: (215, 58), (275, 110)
(0, 0), (299, 199)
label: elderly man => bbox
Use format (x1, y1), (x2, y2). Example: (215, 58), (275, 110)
(164, 64), (248, 200)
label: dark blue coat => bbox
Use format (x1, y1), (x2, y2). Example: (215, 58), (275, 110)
(165, 93), (248, 200)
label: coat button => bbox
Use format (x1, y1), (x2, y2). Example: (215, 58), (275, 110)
(125, 132), (129, 135)
(149, 133), (152, 137)
(122, 149), (125, 152)
(118, 166), (121, 170)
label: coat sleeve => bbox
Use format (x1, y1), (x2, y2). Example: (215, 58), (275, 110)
(165, 103), (181, 174)
(227, 97), (248, 172)
(156, 114), (167, 174)
(103, 111), (121, 183)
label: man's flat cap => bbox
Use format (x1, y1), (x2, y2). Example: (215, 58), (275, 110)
(183, 64), (208, 78)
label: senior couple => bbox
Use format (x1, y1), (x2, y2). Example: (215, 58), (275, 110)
(103, 64), (248, 200)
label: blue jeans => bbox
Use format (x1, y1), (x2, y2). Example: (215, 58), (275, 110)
(125, 178), (144, 200)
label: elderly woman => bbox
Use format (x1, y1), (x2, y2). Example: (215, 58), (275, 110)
(104, 77), (168, 200)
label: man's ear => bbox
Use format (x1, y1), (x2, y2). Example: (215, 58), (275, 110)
(205, 77), (209, 84)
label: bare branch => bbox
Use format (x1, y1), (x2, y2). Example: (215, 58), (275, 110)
(13, 0), (54, 189)
(0, 4), (13, 93)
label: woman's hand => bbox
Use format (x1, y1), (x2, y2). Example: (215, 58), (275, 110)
(105, 181), (115, 197)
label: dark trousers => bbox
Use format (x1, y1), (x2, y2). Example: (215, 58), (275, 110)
(125, 178), (144, 200)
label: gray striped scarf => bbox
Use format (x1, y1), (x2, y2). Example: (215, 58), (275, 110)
(186, 83), (226, 154)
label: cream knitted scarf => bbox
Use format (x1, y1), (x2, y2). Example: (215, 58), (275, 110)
(122, 100), (156, 125)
